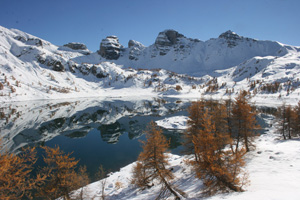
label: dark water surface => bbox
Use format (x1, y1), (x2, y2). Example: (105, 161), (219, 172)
(0, 98), (189, 179)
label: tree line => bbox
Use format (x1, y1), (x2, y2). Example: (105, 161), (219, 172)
(276, 102), (300, 140)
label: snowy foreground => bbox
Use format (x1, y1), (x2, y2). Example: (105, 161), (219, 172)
(69, 115), (300, 200)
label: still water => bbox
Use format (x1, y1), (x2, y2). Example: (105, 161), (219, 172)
(0, 98), (189, 180)
(0, 97), (271, 180)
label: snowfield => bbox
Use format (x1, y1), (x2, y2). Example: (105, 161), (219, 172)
(69, 115), (300, 200)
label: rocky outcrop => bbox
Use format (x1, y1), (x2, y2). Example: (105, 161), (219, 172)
(63, 42), (87, 50)
(155, 30), (185, 46)
(128, 40), (145, 60)
(98, 36), (122, 60)
(14, 36), (43, 47)
(37, 54), (65, 72)
(219, 30), (245, 48)
(154, 30), (186, 55)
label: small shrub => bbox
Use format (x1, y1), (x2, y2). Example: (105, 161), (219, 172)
(10, 86), (16, 93)
(115, 181), (123, 190)
(175, 85), (182, 91)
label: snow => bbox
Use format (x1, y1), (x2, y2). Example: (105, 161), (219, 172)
(70, 114), (300, 200)
(0, 25), (300, 106)
(156, 115), (189, 130)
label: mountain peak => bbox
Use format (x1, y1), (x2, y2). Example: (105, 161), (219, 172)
(219, 30), (242, 40)
(155, 29), (185, 46)
(98, 35), (122, 60)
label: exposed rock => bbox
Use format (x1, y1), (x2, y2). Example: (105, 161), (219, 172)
(27, 38), (43, 47)
(36, 54), (65, 72)
(128, 40), (145, 60)
(98, 36), (122, 60)
(14, 36), (27, 43)
(154, 30), (185, 55)
(219, 30), (242, 40)
(63, 42), (87, 50)
(91, 65), (108, 78)
(14, 36), (43, 46)
(155, 30), (185, 46)
(219, 30), (243, 48)
(52, 61), (65, 72)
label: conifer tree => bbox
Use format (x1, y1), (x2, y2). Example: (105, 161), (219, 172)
(277, 102), (299, 139)
(293, 101), (300, 136)
(183, 100), (206, 160)
(37, 146), (89, 200)
(191, 109), (247, 195)
(132, 121), (181, 199)
(0, 145), (46, 200)
(277, 103), (287, 140)
(285, 105), (294, 139)
(232, 90), (259, 152)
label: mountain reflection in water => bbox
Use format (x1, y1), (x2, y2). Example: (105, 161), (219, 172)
(0, 98), (189, 178)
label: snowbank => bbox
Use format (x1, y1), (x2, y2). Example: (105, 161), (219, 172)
(156, 116), (189, 130)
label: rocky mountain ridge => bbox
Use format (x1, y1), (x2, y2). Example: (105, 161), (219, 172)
(0, 25), (300, 104)
(93, 29), (297, 75)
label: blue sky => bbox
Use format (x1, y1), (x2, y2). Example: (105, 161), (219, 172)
(0, 0), (299, 52)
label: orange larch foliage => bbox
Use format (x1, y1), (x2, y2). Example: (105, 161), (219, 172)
(232, 90), (259, 152)
(0, 144), (46, 200)
(132, 121), (182, 199)
(191, 109), (247, 195)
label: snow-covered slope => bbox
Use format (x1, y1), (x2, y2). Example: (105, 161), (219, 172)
(0, 25), (300, 104)
(116, 30), (297, 75)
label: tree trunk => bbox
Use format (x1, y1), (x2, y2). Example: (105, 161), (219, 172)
(157, 171), (180, 200)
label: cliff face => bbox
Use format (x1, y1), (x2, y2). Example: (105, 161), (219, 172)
(98, 36), (123, 60)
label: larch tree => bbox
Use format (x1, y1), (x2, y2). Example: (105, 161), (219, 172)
(232, 90), (259, 152)
(183, 100), (206, 160)
(132, 121), (182, 200)
(0, 145), (46, 200)
(191, 109), (247, 196)
(37, 146), (89, 200)
(285, 105), (295, 139)
(277, 102), (300, 139)
(293, 101), (300, 136)
(277, 103), (287, 140)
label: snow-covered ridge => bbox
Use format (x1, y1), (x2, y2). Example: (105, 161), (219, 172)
(0, 25), (300, 104)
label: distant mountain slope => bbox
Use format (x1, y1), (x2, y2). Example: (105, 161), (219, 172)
(0, 25), (300, 103)
(84, 29), (299, 76)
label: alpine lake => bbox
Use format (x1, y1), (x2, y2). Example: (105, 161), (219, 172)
(0, 97), (273, 181)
